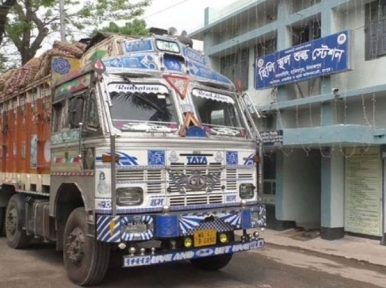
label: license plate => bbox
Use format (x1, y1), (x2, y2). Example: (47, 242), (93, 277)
(193, 229), (217, 247)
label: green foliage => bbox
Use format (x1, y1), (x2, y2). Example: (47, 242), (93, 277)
(2, 0), (151, 65)
(92, 19), (150, 37)
(0, 52), (18, 73)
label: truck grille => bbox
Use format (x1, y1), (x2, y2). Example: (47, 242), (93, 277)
(116, 169), (163, 193)
(169, 194), (223, 206)
(167, 163), (222, 193)
(114, 166), (253, 196)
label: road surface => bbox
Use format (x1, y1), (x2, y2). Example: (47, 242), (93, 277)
(0, 238), (385, 288)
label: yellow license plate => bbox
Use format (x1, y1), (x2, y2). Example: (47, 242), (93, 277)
(194, 229), (217, 247)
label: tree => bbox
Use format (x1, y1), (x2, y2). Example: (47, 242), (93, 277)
(3, 0), (151, 65)
(94, 19), (150, 37)
(0, 0), (17, 45)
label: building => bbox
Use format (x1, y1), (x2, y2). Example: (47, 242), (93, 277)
(191, 0), (386, 242)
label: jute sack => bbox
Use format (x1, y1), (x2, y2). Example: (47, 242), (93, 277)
(53, 41), (84, 58)
(19, 57), (42, 87)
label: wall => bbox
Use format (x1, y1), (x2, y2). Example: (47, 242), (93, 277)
(332, 2), (386, 91)
(341, 95), (386, 128)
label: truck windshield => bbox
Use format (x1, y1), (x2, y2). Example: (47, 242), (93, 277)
(191, 89), (246, 137)
(108, 83), (178, 132)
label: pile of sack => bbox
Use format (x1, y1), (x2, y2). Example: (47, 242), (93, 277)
(0, 41), (88, 95)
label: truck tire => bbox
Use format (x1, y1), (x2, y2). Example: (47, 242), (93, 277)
(190, 253), (233, 271)
(0, 207), (5, 236)
(63, 207), (110, 286)
(5, 194), (32, 248)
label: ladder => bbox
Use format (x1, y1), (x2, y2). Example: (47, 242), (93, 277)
(238, 92), (262, 142)
(237, 92), (264, 199)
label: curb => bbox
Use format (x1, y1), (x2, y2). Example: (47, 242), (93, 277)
(263, 241), (386, 268)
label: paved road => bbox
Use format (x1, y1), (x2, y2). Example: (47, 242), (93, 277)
(0, 238), (385, 288)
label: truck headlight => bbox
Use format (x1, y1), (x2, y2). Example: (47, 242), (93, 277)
(239, 183), (255, 199)
(117, 187), (143, 206)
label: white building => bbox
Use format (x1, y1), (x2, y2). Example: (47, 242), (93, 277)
(191, 0), (386, 242)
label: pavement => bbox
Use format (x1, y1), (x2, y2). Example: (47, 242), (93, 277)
(259, 228), (386, 267)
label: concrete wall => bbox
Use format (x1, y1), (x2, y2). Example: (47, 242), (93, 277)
(342, 95), (386, 128)
(332, 2), (386, 91)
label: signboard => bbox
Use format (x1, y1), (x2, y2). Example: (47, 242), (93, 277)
(255, 31), (350, 89)
(345, 147), (382, 236)
(261, 130), (283, 146)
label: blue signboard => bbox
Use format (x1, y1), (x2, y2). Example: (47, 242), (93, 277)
(255, 31), (350, 89)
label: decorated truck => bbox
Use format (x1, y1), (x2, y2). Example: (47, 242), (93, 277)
(0, 30), (266, 286)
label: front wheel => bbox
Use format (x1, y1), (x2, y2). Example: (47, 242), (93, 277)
(63, 207), (110, 286)
(190, 253), (233, 271)
(5, 194), (32, 248)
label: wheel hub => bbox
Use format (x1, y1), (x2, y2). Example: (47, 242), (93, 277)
(66, 227), (85, 263)
(5, 206), (18, 235)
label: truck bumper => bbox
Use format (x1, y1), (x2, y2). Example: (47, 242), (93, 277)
(122, 238), (265, 267)
(96, 204), (266, 243)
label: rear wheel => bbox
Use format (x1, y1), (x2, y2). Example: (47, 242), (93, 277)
(63, 207), (110, 286)
(5, 194), (32, 248)
(190, 253), (233, 271)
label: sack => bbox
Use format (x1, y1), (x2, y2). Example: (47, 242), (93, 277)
(53, 41), (84, 58)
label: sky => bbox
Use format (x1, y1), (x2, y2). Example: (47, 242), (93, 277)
(142, 0), (238, 35)
(34, 0), (240, 58)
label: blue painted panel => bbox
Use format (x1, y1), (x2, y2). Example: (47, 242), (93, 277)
(183, 46), (207, 65)
(148, 150), (165, 166)
(103, 55), (158, 70)
(241, 209), (252, 229)
(226, 151), (238, 166)
(163, 55), (183, 72)
(256, 31), (350, 89)
(154, 215), (180, 237)
(187, 61), (233, 85)
(186, 126), (206, 137)
(124, 39), (154, 53)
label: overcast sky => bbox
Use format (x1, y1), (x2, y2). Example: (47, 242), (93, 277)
(142, 0), (238, 34)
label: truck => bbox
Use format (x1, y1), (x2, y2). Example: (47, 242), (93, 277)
(0, 30), (266, 286)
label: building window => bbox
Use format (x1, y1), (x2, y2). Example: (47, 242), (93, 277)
(255, 38), (277, 58)
(220, 48), (249, 91)
(291, 20), (321, 46)
(289, 0), (321, 14)
(365, 0), (386, 60)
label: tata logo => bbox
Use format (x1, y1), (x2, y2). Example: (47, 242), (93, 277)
(187, 156), (208, 164)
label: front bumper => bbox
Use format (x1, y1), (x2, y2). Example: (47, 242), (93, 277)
(96, 204), (266, 243)
(123, 238), (265, 267)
